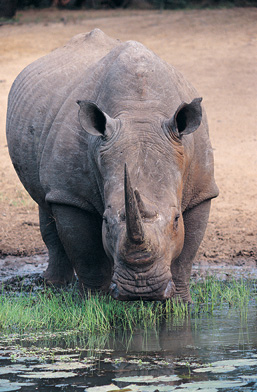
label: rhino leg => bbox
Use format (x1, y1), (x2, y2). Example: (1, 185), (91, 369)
(39, 207), (75, 285)
(171, 200), (211, 303)
(51, 204), (113, 292)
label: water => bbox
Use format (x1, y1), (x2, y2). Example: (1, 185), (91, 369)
(1, 304), (257, 391)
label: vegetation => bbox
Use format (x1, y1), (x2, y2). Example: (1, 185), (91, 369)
(19, 0), (256, 8)
(0, 277), (256, 336)
(1, 0), (256, 20)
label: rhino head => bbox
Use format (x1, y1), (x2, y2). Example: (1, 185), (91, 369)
(77, 98), (202, 300)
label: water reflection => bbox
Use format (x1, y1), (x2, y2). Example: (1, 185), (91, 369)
(1, 306), (257, 391)
(12, 304), (257, 356)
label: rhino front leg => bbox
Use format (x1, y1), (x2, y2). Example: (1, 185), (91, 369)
(171, 199), (211, 303)
(39, 207), (75, 285)
(51, 204), (113, 292)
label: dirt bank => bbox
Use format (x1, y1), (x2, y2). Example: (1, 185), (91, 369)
(0, 8), (256, 273)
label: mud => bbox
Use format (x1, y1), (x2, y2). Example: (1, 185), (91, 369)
(0, 254), (48, 282)
(1, 254), (256, 294)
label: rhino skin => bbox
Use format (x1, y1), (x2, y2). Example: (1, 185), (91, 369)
(6, 29), (218, 302)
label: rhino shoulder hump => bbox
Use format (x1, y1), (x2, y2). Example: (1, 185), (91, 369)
(64, 28), (120, 50)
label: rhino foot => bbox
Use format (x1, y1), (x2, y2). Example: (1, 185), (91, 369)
(43, 264), (75, 287)
(173, 284), (192, 304)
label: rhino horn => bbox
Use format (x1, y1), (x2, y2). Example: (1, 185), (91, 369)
(134, 189), (158, 219)
(124, 164), (145, 244)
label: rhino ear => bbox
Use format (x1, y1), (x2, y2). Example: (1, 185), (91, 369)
(77, 100), (115, 137)
(166, 97), (203, 137)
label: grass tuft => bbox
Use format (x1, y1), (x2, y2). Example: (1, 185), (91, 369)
(0, 277), (256, 335)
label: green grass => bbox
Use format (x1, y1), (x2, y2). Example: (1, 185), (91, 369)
(191, 277), (255, 316)
(0, 277), (256, 336)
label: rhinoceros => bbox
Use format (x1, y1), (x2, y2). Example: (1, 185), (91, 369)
(6, 29), (218, 302)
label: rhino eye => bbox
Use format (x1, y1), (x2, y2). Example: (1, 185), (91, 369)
(173, 213), (180, 231)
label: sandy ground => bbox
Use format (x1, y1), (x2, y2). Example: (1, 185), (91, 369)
(0, 8), (256, 277)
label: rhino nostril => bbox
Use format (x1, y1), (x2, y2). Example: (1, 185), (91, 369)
(109, 282), (119, 299)
(163, 280), (176, 299)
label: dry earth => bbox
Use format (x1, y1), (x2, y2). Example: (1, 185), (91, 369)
(0, 8), (256, 276)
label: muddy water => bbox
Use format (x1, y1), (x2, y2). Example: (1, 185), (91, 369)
(1, 254), (257, 283)
(0, 254), (48, 282)
(1, 305), (257, 391)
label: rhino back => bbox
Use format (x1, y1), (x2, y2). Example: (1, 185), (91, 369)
(7, 31), (217, 214)
(6, 29), (119, 209)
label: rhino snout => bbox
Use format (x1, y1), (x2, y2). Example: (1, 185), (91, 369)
(109, 262), (175, 301)
(109, 278), (176, 301)
(109, 282), (119, 299)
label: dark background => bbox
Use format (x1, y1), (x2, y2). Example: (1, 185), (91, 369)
(1, 0), (256, 19)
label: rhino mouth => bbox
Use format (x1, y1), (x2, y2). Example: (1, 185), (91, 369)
(109, 264), (175, 301)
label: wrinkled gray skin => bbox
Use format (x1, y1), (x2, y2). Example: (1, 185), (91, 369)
(6, 29), (218, 302)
